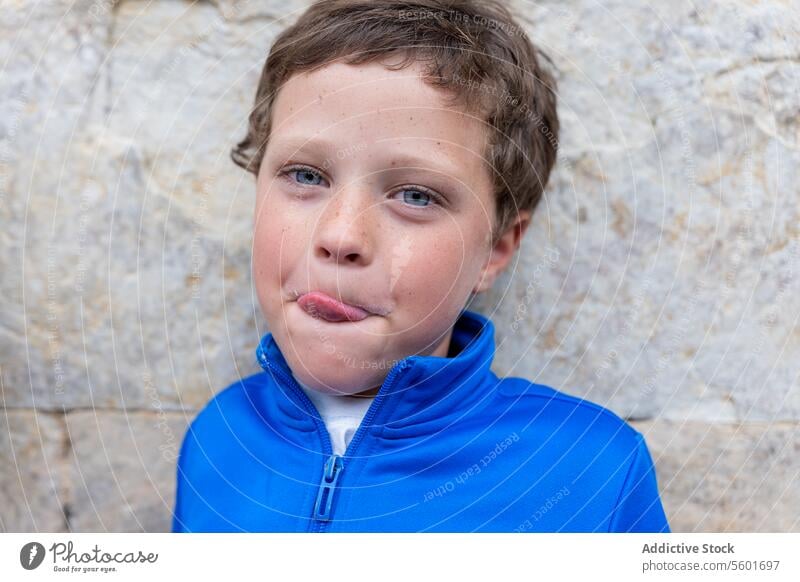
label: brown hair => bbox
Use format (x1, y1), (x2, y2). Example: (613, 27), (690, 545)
(232, 0), (559, 245)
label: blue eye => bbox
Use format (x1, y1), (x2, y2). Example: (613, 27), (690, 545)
(280, 165), (444, 209)
(290, 167), (324, 186)
(393, 188), (444, 208)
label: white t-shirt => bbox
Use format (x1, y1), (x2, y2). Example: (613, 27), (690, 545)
(295, 381), (375, 456)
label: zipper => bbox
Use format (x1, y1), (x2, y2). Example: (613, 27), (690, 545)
(258, 345), (335, 455)
(258, 342), (413, 531)
(338, 359), (412, 460)
(313, 454), (343, 521)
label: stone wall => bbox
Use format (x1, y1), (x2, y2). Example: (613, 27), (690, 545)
(1, 0), (798, 532)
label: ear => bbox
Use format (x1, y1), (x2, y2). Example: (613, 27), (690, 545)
(473, 210), (532, 294)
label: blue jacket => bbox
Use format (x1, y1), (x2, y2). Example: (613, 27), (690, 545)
(172, 309), (670, 532)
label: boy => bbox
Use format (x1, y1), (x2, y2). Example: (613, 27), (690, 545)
(172, 0), (670, 532)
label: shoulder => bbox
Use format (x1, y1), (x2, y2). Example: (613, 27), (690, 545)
(180, 372), (269, 447)
(493, 375), (642, 448)
(491, 376), (666, 527)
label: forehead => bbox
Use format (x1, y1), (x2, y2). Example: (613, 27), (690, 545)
(269, 59), (491, 177)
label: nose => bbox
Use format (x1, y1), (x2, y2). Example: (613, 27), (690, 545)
(312, 184), (374, 266)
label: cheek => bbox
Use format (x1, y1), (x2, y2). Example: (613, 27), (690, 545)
(252, 195), (301, 294)
(252, 209), (278, 281)
(392, 228), (473, 307)
(254, 184), (303, 255)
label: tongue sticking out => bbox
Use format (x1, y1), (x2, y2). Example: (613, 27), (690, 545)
(297, 291), (371, 322)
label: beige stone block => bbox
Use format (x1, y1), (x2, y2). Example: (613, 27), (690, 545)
(634, 419), (800, 532)
(65, 410), (191, 532)
(0, 410), (68, 532)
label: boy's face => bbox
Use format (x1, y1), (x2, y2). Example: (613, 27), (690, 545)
(253, 58), (527, 396)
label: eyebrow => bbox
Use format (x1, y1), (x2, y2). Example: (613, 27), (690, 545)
(381, 153), (464, 179)
(269, 136), (466, 179)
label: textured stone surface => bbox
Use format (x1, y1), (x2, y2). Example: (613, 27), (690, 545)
(0, 410), (68, 532)
(633, 419), (800, 532)
(1, 0), (268, 411)
(0, 0), (114, 409)
(66, 410), (190, 532)
(1, 0), (799, 531)
(216, 0), (312, 22)
(485, 0), (800, 423)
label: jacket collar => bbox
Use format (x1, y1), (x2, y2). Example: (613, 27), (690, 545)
(255, 308), (497, 441)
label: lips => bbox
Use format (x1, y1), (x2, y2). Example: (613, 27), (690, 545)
(297, 291), (372, 322)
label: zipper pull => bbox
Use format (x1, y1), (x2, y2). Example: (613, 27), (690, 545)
(313, 454), (344, 521)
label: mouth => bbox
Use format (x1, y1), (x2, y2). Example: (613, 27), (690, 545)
(296, 291), (376, 323)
